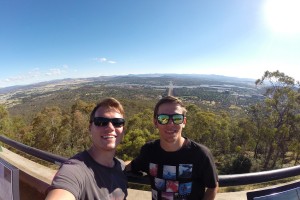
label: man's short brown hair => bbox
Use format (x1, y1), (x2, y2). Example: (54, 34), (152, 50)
(153, 96), (187, 118)
(89, 97), (125, 123)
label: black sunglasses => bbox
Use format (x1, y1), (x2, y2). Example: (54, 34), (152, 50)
(156, 114), (185, 125)
(93, 117), (125, 128)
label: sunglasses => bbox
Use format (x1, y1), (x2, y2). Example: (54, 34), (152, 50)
(156, 114), (185, 125)
(93, 117), (125, 128)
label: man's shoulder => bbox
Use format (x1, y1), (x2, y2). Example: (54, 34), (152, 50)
(60, 151), (88, 169)
(70, 150), (88, 159)
(185, 138), (212, 154)
(143, 139), (160, 147)
(138, 139), (160, 153)
(55, 159), (87, 181)
(114, 157), (126, 170)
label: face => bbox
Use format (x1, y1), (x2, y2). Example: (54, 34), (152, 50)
(90, 107), (124, 152)
(154, 102), (186, 144)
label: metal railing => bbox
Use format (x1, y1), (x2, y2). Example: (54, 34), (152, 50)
(1, 134), (300, 187)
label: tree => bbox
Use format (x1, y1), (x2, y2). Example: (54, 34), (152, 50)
(117, 109), (158, 160)
(185, 108), (232, 157)
(253, 70), (300, 169)
(30, 106), (71, 155)
(71, 99), (94, 115)
(69, 109), (90, 155)
(0, 105), (11, 137)
(230, 118), (256, 154)
(220, 155), (252, 174)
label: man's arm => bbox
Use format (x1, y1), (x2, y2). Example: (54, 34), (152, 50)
(202, 182), (218, 200)
(45, 189), (75, 200)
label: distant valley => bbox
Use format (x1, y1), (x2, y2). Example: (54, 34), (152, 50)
(0, 74), (264, 121)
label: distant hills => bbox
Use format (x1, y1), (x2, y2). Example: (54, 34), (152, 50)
(0, 74), (256, 94)
(1, 73), (262, 123)
(123, 73), (255, 82)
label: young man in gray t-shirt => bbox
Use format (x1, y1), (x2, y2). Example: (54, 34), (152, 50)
(46, 98), (128, 200)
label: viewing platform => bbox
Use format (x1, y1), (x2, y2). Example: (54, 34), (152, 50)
(1, 135), (300, 200)
(0, 146), (249, 200)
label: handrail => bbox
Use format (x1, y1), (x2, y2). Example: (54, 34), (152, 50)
(1, 134), (300, 187)
(219, 166), (300, 186)
(0, 135), (67, 166)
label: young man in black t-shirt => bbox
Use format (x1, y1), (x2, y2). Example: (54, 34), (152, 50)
(126, 96), (218, 200)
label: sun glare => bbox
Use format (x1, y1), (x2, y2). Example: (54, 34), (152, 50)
(264, 0), (300, 36)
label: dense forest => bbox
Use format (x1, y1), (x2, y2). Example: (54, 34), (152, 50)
(0, 71), (299, 175)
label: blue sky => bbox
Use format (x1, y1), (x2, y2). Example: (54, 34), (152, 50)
(1, 0), (300, 88)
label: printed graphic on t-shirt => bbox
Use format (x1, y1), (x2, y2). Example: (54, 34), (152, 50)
(152, 189), (158, 200)
(150, 163), (158, 177)
(162, 191), (173, 199)
(166, 180), (179, 192)
(163, 165), (176, 180)
(178, 164), (193, 179)
(149, 163), (193, 199)
(155, 177), (166, 191)
(179, 182), (192, 195)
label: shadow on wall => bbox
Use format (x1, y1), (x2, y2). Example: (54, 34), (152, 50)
(19, 171), (49, 200)
(20, 180), (46, 200)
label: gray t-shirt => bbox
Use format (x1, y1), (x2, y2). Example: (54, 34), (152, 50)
(48, 151), (128, 200)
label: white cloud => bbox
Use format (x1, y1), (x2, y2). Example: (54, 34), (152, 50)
(0, 65), (72, 88)
(94, 57), (117, 64)
(28, 68), (41, 78)
(2, 68), (42, 83)
(4, 76), (25, 82)
(99, 58), (107, 62)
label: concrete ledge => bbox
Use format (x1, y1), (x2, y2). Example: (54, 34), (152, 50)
(0, 146), (57, 185)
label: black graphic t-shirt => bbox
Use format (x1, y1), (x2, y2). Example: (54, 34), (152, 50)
(131, 138), (218, 200)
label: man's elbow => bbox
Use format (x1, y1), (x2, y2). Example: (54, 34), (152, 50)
(204, 182), (218, 200)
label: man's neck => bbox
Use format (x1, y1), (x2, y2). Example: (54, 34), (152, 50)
(87, 147), (115, 168)
(160, 136), (185, 152)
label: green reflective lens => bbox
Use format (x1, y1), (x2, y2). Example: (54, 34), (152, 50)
(157, 114), (170, 125)
(157, 114), (184, 125)
(172, 114), (184, 124)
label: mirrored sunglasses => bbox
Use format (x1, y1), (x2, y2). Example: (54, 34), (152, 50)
(156, 114), (184, 125)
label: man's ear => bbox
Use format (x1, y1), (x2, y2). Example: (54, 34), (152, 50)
(182, 117), (187, 128)
(153, 118), (158, 128)
(184, 117), (187, 124)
